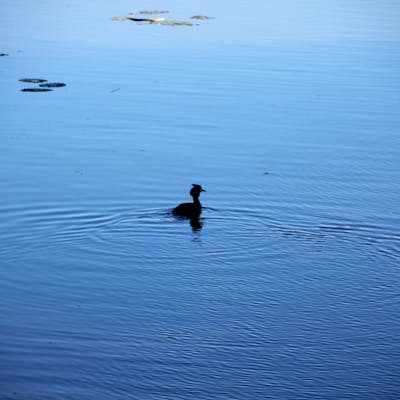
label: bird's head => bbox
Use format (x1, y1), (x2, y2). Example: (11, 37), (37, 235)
(190, 184), (206, 197)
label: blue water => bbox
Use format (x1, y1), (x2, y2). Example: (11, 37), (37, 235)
(1, 1), (399, 399)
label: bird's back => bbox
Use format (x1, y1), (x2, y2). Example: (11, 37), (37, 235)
(172, 202), (201, 218)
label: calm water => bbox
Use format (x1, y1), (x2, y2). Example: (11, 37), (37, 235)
(1, 1), (399, 399)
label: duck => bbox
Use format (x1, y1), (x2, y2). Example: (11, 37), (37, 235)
(172, 184), (206, 218)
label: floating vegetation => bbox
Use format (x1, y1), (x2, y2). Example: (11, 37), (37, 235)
(112, 16), (131, 21)
(19, 78), (66, 93)
(126, 17), (163, 22)
(191, 15), (215, 20)
(39, 82), (66, 88)
(112, 9), (214, 27)
(159, 20), (193, 26)
(112, 16), (191, 25)
(139, 10), (169, 15)
(21, 88), (53, 92)
(19, 78), (47, 83)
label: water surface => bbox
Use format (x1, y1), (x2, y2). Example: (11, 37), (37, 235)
(1, 1), (399, 399)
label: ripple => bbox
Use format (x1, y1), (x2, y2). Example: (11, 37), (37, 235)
(1, 203), (398, 266)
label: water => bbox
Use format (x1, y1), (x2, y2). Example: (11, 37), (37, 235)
(1, 1), (399, 399)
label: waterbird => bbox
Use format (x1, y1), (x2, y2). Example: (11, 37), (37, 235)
(172, 184), (206, 218)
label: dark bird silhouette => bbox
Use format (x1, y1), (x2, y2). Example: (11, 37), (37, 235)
(172, 184), (206, 218)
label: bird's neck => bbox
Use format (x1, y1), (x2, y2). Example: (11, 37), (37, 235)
(192, 196), (201, 208)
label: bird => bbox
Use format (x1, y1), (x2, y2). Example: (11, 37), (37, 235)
(172, 184), (206, 218)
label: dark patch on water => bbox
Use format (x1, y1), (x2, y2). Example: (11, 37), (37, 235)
(21, 88), (53, 92)
(19, 79), (66, 92)
(19, 78), (47, 83)
(39, 82), (66, 88)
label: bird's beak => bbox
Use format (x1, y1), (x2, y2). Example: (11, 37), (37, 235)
(201, 188), (206, 192)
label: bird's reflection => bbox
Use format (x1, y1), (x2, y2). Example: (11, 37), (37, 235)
(171, 214), (204, 231)
(190, 217), (204, 231)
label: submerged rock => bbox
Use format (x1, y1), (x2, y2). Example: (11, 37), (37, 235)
(19, 78), (47, 83)
(39, 82), (66, 88)
(21, 88), (53, 92)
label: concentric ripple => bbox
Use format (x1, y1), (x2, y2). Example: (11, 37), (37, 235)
(5, 204), (392, 268)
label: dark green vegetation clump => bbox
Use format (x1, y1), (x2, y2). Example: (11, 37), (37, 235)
(21, 88), (53, 92)
(19, 78), (47, 83)
(39, 83), (66, 88)
(19, 79), (66, 93)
